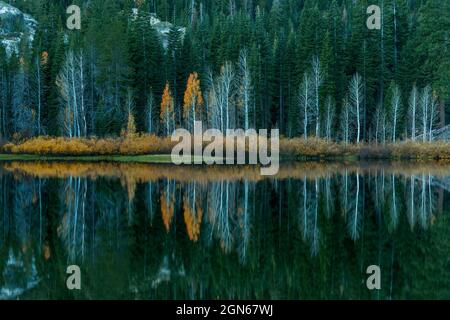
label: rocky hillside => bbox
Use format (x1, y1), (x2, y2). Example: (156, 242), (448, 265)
(0, 1), (37, 56)
(132, 9), (186, 49)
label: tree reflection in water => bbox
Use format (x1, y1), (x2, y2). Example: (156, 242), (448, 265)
(0, 161), (449, 299)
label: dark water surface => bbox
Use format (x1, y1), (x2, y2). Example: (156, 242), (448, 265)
(0, 161), (449, 300)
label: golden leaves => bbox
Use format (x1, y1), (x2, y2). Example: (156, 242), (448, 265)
(160, 82), (174, 121)
(41, 51), (49, 66)
(183, 195), (203, 242)
(183, 72), (203, 118)
(3, 135), (174, 156)
(161, 192), (175, 232)
(123, 112), (137, 138)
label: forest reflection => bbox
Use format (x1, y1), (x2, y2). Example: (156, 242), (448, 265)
(0, 161), (449, 299)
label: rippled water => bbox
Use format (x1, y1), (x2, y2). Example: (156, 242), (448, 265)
(0, 161), (449, 299)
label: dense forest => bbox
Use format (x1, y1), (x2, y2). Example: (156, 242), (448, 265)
(0, 0), (449, 144)
(1, 0), (450, 301)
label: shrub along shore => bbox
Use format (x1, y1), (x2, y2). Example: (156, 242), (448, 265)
(0, 136), (449, 161)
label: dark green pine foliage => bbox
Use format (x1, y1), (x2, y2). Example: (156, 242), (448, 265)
(416, 0), (450, 125)
(82, 0), (104, 135)
(0, 46), (8, 137)
(129, 10), (165, 132)
(179, 31), (200, 95)
(271, 34), (286, 133)
(29, 1), (58, 136)
(47, 31), (66, 136)
(208, 17), (224, 73)
(96, 8), (130, 136)
(251, 7), (272, 129)
(248, 41), (262, 129)
(166, 24), (184, 124)
(296, 0), (323, 80)
(348, 0), (379, 140)
(321, 0), (345, 132)
(284, 31), (298, 138)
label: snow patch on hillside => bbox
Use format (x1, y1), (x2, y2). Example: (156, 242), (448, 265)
(132, 9), (186, 49)
(0, 248), (40, 300)
(0, 1), (37, 57)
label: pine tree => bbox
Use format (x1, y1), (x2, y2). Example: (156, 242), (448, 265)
(0, 46), (9, 138)
(416, 0), (450, 127)
(129, 8), (165, 132)
(297, 0), (323, 76)
(166, 25), (184, 124)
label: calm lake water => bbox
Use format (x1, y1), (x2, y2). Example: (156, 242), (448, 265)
(0, 161), (449, 300)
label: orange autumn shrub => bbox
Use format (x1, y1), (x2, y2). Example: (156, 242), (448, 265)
(279, 138), (450, 160)
(279, 137), (358, 158)
(2, 135), (176, 156)
(89, 138), (118, 155)
(4, 137), (92, 155)
(118, 135), (174, 155)
(2, 135), (449, 160)
(388, 140), (450, 159)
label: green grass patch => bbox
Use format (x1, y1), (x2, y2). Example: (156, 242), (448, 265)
(0, 154), (174, 163)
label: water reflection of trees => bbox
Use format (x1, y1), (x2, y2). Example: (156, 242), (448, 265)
(59, 177), (88, 261)
(0, 175), (44, 299)
(371, 170), (438, 232)
(0, 162), (449, 299)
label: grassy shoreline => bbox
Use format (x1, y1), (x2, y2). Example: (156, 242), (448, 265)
(0, 154), (174, 163)
(0, 152), (448, 163)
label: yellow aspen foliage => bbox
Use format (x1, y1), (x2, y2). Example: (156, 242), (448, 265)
(135, 0), (146, 7)
(41, 51), (49, 66)
(43, 245), (51, 260)
(160, 82), (174, 121)
(125, 111), (137, 138)
(160, 192), (175, 232)
(183, 72), (203, 121)
(124, 178), (137, 203)
(183, 198), (203, 242)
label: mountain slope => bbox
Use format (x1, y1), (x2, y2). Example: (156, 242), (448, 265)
(0, 1), (37, 56)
